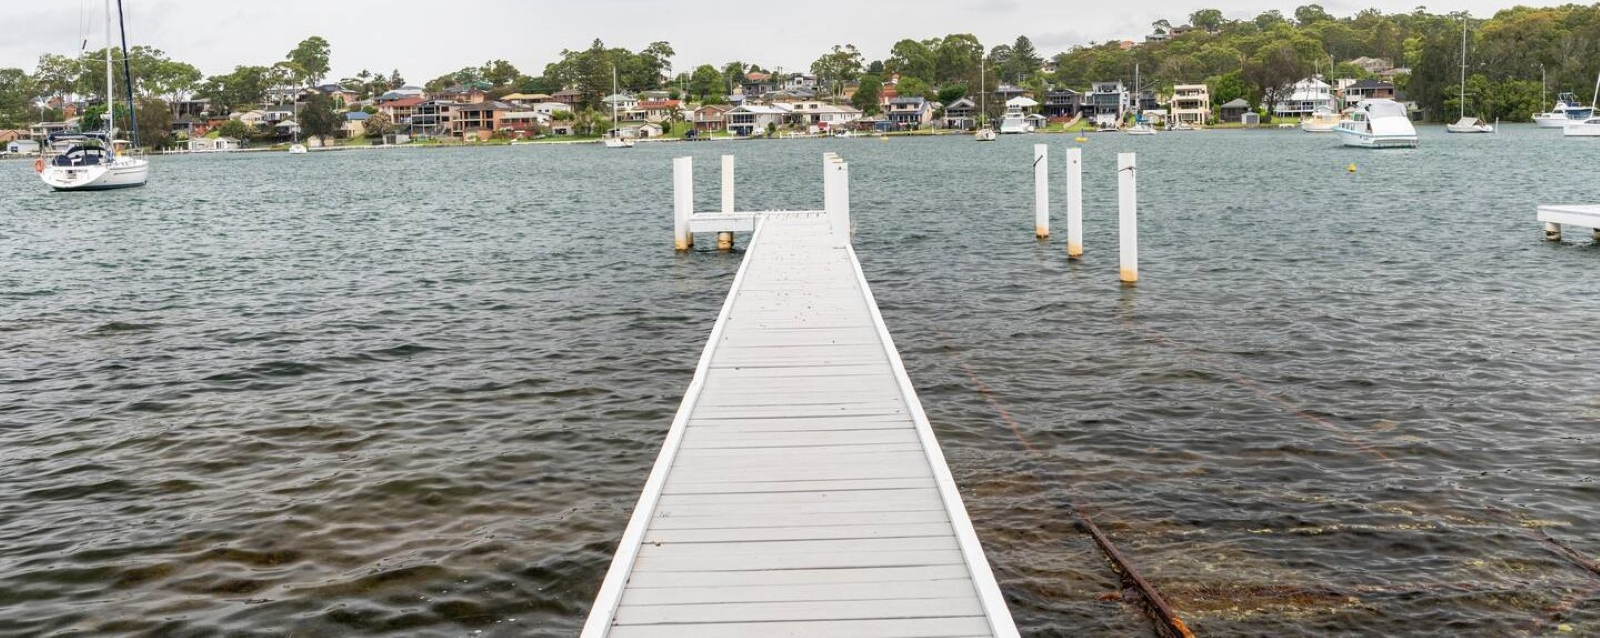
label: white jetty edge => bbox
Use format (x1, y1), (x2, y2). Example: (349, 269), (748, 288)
(1538, 204), (1600, 242)
(582, 154), (1020, 638)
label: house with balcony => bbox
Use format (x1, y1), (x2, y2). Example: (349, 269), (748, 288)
(725, 104), (787, 136)
(740, 72), (776, 98)
(1042, 89), (1082, 118)
(450, 101), (512, 140)
(551, 89), (584, 106)
(1341, 79), (1397, 106)
(788, 101), (862, 132)
(500, 110), (548, 138)
(693, 104), (731, 132)
(1168, 84), (1210, 125)
(887, 97), (932, 129)
(379, 96), (425, 123)
(1273, 77), (1334, 118)
(944, 98), (976, 128)
(435, 82), (490, 104)
(783, 73), (818, 93)
(1087, 81), (1129, 127)
(410, 100), (454, 137)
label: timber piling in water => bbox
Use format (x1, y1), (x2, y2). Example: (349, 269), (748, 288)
(586, 154), (1018, 637)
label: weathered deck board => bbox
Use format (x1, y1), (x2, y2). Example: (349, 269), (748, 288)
(582, 213), (1018, 637)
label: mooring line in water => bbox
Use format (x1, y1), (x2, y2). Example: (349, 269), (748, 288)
(934, 328), (1196, 638)
(1118, 320), (1600, 601)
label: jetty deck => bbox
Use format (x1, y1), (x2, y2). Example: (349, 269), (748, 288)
(582, 210), (1018, 637)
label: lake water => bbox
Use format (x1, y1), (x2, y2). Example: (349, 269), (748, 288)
(2, 127), (1598, 637)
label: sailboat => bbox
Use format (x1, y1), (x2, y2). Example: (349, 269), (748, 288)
(1561, 73), (1600, 137)
(974, 64), (996, 141)
(288, 100), (308, 153)
(1446, 19), (1494, 134)
(604, 65), (635, 148)
(1125, 63), (1157, 135)
(39, 0), (149, 191)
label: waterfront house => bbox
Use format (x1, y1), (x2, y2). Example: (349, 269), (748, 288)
(314, 84), (359, 108)
(602, 92), (638, 112)
(1168, 84), (1211, 125)
(693, 104), (731, 133)
(342, 111), (370, 138)
(1042, 89), (1082, 118)
(1273, 78), (1334, 118)
(410, 100), (454, 137)
(502, 92), (552, 105)
(380, 96), (425, 123)
(187, 136), (239, 152)
(1218, 98), (1251, 123)
(725, 104), (787, 136)
(5, 138), (41, 155)
(994, 84), (1027, 103)
(789, 102), (862, 132)
(262, 105), (296, 124)
(500, 111), (547, 138)
(450, 101), (512, 141)
(1342, 80), (1397, 105)
(637, 99), (681, 123)
(1087, 81), (1129, 127)
(887, 97), (932, 129)
(944, 98), (976, 128)
(234, 110), (266, 129)
(529, 102), (572, 117)
(30, 121), (72, 140)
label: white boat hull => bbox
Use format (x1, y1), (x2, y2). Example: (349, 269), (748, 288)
(1563, 123), (1600, 137)
(1301, 120), (1339, 133)
(1445, 123), (1494, 134)
(40, 158), (149, 191)
(288, 144), (308, 154)
(973, 128), (997, 141)
(603, 138), (635, 148)
(1534, 114), (1570, 128)
(1336, 128), (1417, 148)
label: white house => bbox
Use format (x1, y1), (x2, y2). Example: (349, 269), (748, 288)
(1273, 77), (1334, 117)
(725, 104), (789, 136)
(1168, 84), (1211, 125)
(529, 102), (572, 116)
(787, 101), (861, 131)
(188, 136), (240, 152)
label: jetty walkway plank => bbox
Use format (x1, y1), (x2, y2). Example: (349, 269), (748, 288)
(582, 212), (1018, 637)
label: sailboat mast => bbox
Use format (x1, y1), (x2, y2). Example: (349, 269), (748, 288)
(1460, 19), (1467, 119)
(104, 0), (114, 139)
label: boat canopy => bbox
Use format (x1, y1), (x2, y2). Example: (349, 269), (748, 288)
(1360, 99), (1408, 119)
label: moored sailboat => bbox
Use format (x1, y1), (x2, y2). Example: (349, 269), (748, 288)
(39, 0), (148, 191)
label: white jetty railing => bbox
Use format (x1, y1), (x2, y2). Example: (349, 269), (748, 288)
(1538, 204), (1600, 242)
(586, 154), (1019, 638)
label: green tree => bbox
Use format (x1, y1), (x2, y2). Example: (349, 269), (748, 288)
(885, 39), (937, 82)
(1245, 40), (1316, 118)
(287, 36), (332, 85)
(0, 68), (35, 128)
(217, 118), (251, 140)
(689, 64), (722, 102)
(364, 110), (394, 138)
(1294, 4), (1332, 25)
(1007, 36), (1043, 81)
(298, 93), (339, 144)
(852, 74), (883, 114)
(198, 65), (274, 112)
(811, 44), (864, 103)
(1190, 8), (1227, 32)
(482, 59), (521, 87)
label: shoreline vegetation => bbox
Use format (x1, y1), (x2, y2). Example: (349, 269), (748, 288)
(3, 4), (1598, 152)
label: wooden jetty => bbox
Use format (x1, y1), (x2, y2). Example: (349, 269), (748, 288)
(582, 155), (1019, 638)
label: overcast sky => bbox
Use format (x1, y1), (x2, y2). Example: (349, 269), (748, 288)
(1, 0), (1553, 83)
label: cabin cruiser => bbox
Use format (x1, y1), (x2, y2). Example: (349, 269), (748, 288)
(1300, 107), (1341, 132)
(1336, 99), (1418, 148)
(998, 112), (1032, 134)
(1533, 93), (1594, 128)
(38, 133), (149, 191)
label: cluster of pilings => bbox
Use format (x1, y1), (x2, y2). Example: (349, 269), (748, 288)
(1031, 145), (1141, 286)
(673, 153), (850, 251)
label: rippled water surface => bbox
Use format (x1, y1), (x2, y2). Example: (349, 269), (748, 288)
(3, 127), (1599, 637)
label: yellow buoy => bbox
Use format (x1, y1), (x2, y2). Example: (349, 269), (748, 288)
(1075, 136), (1088, 143)
(1347, 163), (1357, 173)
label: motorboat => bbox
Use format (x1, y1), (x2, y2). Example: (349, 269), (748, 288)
(1562, 74), (1600, 137)
(1336, 99), (1418, 148)
(42, 0), (148, 191)
(288, 143), (308, 154)
(39, 134), (149, 191)
(1300, 108), (1341, 132)
(1125, 119), (1157, 135)
(603, 136), (635, 148)
(1169, 121), (1195, 131)
(1563, 116), (1600, 137)
(1534, 93), (1593, 128)
(998, 112), (1032, 134)
(1446, 117), (1494, 134)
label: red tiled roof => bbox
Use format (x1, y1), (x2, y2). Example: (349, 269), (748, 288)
(380, 96), (425, 108)
(638, 100), (681, 110)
